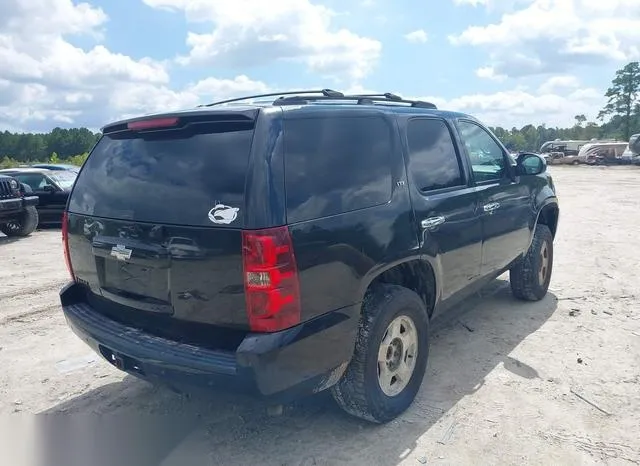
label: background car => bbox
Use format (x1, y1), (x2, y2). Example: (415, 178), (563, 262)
(30, 163), (81, 173)
(0, 168), (76, 225)
(0, 174), (39, 237)
(546, 151), (580, 165)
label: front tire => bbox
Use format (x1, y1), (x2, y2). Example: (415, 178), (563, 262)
(510, 224), (553, 301)
(0, 206), (39, 237)
(331, 284), (429, 423)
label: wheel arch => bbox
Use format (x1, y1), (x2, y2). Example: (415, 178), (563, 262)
(536, 200), (559, 239)
(360, 257), (439, 319)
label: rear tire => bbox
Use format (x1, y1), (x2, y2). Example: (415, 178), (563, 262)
(0, 206), (39, 237)
(331, 284), (429, 423)
(510, 224), (553, 301)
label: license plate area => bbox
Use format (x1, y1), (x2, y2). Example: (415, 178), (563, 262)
(101, 258), (169, 303)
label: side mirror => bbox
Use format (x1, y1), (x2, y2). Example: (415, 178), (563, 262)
(516, 152), (546, 176)
(42, 184), (57, 193)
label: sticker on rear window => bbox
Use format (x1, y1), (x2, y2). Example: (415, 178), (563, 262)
(208, 204), (239, 225)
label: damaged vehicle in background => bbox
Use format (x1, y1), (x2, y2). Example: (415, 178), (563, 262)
(577, 141), (629, 165)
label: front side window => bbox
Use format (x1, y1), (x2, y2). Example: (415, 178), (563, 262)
(457, 121), (507, 182)
(14, 174), (50, 191)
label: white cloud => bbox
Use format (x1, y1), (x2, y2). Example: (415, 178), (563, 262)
(109, 75), (270, 119)
(537, 75), (580, 94)
(142, 0), (381, 82)
(0, 0), (271, 131)
(440, 86), (605, 128)
(0, 0), (613, 133)
(476, 66), (507, 81)
(0, 0), (107, 36)
(450, 0), (640, 77)
(404, 29), (428, 44)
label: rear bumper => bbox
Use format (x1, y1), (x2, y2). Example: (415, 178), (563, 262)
(60, 283), (359, 402)
(0, 195), (38, 215)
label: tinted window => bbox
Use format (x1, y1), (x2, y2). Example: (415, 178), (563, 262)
(406, 119), (463, 192)
(14, 174), (50, 191)
(68, 122), (254, 227)
(49, 171), (77, 190)
(457, 120), (506, 182)
(284, 116), (392, 223)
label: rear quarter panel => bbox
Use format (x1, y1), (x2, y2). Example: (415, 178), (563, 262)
(286, 111), (418, 322)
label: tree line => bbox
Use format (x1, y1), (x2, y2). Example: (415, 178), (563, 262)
(0, 127), (100, 168)
(1, 62), (638, 167)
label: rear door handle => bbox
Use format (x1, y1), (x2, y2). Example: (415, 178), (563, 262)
(421, 216), (446, 229)
(483, 202), (500, 213)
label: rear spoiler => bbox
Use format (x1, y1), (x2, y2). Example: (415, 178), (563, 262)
(102, 111), (258, 134)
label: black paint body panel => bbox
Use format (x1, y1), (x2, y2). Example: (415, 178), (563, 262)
(60, 103), (558, 400)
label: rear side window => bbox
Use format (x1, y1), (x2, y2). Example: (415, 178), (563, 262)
(68, 121), (254, 227)
(406, 119), (464, 192)
(284, 116), (393, 223)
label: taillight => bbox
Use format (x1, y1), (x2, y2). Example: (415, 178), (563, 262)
(61, 211), (75, 281)
(242, 226), (301, 332)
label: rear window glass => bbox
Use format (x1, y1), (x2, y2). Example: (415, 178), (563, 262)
(68, 122), (254, 227)
(284, 116), (393, 223)
(406, 119), (463, 192)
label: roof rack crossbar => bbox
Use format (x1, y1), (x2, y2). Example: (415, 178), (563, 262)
(354, 93), (403, 101)
(273, 94), (437, 109)
(201, 89), (344, 107)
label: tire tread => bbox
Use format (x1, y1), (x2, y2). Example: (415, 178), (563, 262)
(331, 284), (428, 423)
(510, 224), (553, 301)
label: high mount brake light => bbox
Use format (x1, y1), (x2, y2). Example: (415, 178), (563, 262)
(242, 226), (301, 333)
(61, 211), (75, 281)
(127, 118), (179, 131)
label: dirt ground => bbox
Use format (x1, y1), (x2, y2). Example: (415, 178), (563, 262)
(1, 166), (639, 466)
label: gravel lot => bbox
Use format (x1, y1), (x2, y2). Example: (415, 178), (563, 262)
(1, 166), (639, 466)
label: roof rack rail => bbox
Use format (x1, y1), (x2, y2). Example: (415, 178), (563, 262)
(274, 93), (437, 109)
(354, 93), (403, 101)
(201, 89), (344, 107)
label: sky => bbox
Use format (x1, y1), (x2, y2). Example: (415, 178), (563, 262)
(1, 0), (639, 133)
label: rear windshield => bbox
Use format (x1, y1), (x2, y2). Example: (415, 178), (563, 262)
(68, 121), (254, 227)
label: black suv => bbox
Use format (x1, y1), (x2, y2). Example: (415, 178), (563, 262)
(0, 174), (39, 237)
(59, 90), (559, 423)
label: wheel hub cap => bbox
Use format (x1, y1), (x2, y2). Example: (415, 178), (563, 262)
(377, 315), (418, 397)
(539, 240), (549, 284)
